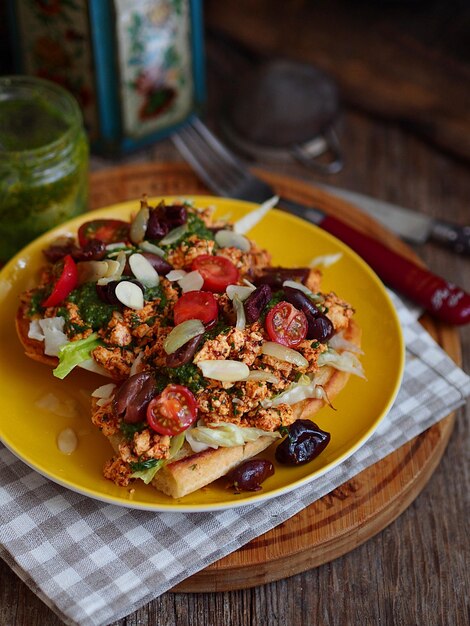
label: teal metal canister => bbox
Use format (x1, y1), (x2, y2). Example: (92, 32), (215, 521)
(7, 0), (205, 155)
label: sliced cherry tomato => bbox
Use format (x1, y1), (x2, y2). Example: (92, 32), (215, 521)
(265, 301), (308, 348)
(191, 254), (239, 293)
(42, 254), (78, 307)
(173, 291), (218, 326)
(78, 219), (130, 247)
(147, 384), (198, 436)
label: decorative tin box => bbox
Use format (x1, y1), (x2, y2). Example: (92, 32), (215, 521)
(8, 0), (205, 155)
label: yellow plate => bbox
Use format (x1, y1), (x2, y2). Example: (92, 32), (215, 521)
(0, 196), (404, 512)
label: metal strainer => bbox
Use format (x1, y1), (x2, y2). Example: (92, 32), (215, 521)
(222, 59), (343, 174)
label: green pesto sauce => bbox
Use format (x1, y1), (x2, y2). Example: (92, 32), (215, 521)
(0, 98), (88, 262)
(28, 288), (47, 316)
(158, 363), (207, 394)
(65, 282), (119, 331)
(0, 99), (68, 151)
(120, 421), (146, 440)
(161, 212), (215, 250)
(144, 284), (167, 311)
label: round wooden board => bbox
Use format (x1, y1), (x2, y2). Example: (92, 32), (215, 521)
(89, 162), (460, 592)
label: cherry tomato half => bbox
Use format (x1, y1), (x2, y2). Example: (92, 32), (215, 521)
(265, 301), (308, 348)
(173, 291), (218, 326)
(191, 254), (239, 293)
(78, 219), (130, 247)
(147, 384), (198, 436)
(42, 254), (78, 307)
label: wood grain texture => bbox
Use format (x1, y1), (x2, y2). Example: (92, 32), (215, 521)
(205, 0), (470, 162)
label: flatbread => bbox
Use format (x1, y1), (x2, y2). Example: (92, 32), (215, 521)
(16, 301), (59, 368)
(17, 296), (361, 499)
(104, 319), (361, 499)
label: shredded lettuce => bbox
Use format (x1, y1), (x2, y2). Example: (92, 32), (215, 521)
(187, 421), (280, 450)
(131, 459), (164, 484)
(317, 349), (366, 379)
(130, 431), (186, 484)
(53, 332), (102, 379)
(262, 374), (323, 408)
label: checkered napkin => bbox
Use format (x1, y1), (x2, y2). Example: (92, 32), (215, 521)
(1, 294), (469, 626)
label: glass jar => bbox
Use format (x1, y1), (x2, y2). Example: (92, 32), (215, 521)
(0, 76), (89, 262)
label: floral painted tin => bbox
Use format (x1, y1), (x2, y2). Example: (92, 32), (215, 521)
(8, 0), (205, 155)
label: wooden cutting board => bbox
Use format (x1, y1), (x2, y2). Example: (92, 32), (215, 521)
(89, 162), (459, 592)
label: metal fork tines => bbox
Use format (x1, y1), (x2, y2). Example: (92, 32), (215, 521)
(171, 117), (273, 203)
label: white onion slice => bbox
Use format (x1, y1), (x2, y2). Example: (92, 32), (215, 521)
(178, 270), (204, 293)
(261, 342), (308, 367)
(282, 280), (324, 302)
(159, 224), (188, 245)
(115, 281), (144, 310)
(57, 428), (78, 455)
(233, 295), (246, 330)
(139, 240), (166, 257)
(28, 319), (44, 341)
(233, 196), (278, 234)
(129, 253), (159, 287)
(215, 230), (251, 252)
(318, 350), (366, 379)
(309, 253), (343, 268)
(166, 269), (187, 281)
(243, 278), (257, 289)
(91, 383), (116, 399)
(130, 351), (145, 376)
(226, 284), (256, 301)
(246, 370), (280, 384)
(197, 359), (250, 382)
(38, 317), (67, 356)
(130, 206), (150, 244)
(164, 319), (205, 354)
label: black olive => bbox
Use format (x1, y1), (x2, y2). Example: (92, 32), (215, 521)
(227, 459), (275, 492)
(42, 242), (76, 262)
(308, 314), (334, 342)
(72, 239), (107, 262)
(95, 280), (121, 305)
(113, 371), (157, 424)
(164, 204), (187, 227)
(165, 333), (204, 367)
(139, 252), (173, 275)
(254, 267), (310, 289)
(95, 279), (144, 305)
(244, 284), (272, 323)
(146, 209), (169, 240)
(275, 420), (330, 465)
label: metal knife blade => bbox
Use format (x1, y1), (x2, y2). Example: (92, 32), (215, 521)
(316, 184), (470, 255)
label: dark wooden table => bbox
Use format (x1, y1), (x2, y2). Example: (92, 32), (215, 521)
(1, 5), (469, 625)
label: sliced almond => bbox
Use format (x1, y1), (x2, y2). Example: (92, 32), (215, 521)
(115, 281), (144, 310)
(129, 253), (159, 287)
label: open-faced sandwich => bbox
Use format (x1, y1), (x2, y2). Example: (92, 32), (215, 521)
(17, 197), (365, 498)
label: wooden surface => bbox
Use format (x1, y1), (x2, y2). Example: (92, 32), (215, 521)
(205, 0), (470, 162)
(1, 13), (470, 626)
(87, 161), (458, 593)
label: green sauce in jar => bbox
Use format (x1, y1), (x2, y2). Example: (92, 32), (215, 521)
(0, 76), (89, 262)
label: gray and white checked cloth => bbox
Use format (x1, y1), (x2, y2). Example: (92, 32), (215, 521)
(0, 292), (469, 626)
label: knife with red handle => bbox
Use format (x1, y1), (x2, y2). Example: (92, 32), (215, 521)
(278, 198), (470, 326)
